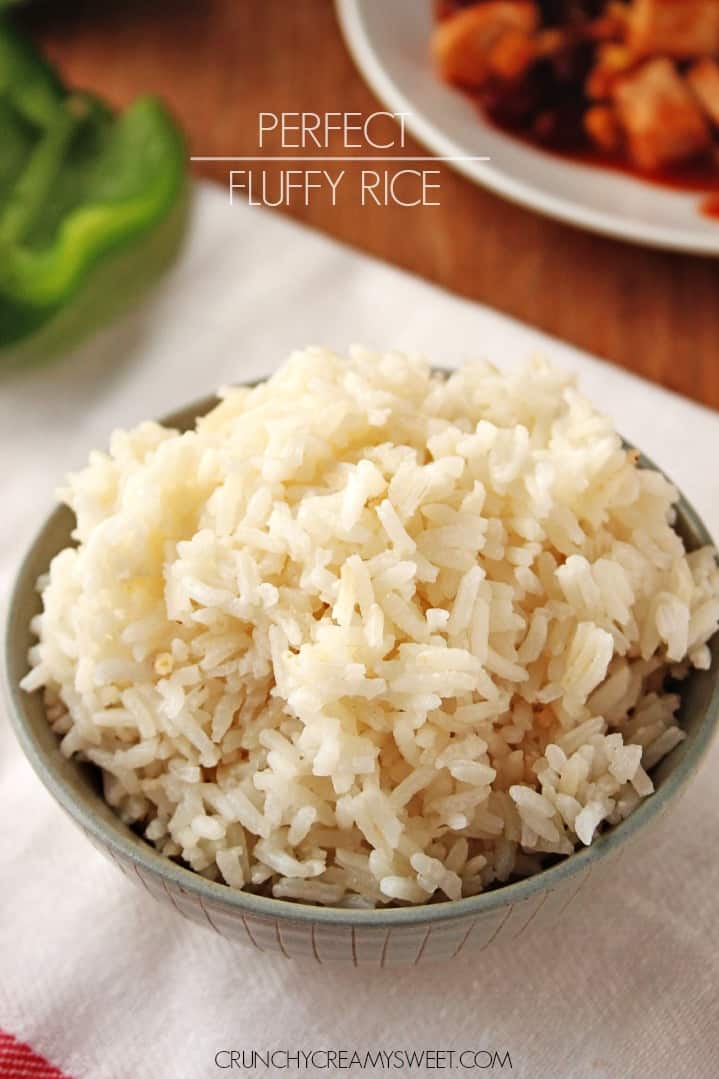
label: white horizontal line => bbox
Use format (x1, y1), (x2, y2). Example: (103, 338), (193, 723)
(190, 156), (491, 162)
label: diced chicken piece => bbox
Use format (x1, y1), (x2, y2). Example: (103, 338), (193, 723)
(627, 0), (719, 60)
(487, 28), (537, 81)
(584, 105), (622, 153)
(586, 44), (635, 99)
(432, 2), (539, 88)
(613, 58), (712, 170)
(687, 58), (719, 127)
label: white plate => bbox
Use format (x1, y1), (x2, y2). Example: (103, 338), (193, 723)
(336, 0), (719, 255)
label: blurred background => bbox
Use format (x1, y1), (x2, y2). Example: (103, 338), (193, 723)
(5, 0), (719, 407)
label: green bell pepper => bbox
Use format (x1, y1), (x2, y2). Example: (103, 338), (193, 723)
(0, 17), (188, 360)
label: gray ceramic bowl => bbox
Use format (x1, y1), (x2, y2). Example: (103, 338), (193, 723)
(4, 395), (719, 966)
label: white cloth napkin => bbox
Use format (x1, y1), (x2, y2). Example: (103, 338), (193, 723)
(1, 183), (718, 1079)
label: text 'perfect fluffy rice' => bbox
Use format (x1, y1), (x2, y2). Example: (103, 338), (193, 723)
(23, 348), (719, 906)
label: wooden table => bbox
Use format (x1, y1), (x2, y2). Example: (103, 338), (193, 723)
(19, 0), (719, 410)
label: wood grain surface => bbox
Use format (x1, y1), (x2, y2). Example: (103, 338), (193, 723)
(18, 0), (719, 410)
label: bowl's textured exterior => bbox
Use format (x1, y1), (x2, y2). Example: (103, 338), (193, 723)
(4, 396), (719, 965)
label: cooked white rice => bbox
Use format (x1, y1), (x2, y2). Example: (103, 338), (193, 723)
(22, 347), (719, 906)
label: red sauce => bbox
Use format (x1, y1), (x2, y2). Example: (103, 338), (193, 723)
(480, 105), (719, 223)
(499, 119), (719, 188)
(702, 194), (719, 220)
(434, 3), (719, 222)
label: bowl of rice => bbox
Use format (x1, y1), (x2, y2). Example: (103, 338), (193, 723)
(5, 347), (719, 966)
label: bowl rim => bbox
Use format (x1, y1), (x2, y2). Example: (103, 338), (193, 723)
(4, 390), (719, 928)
